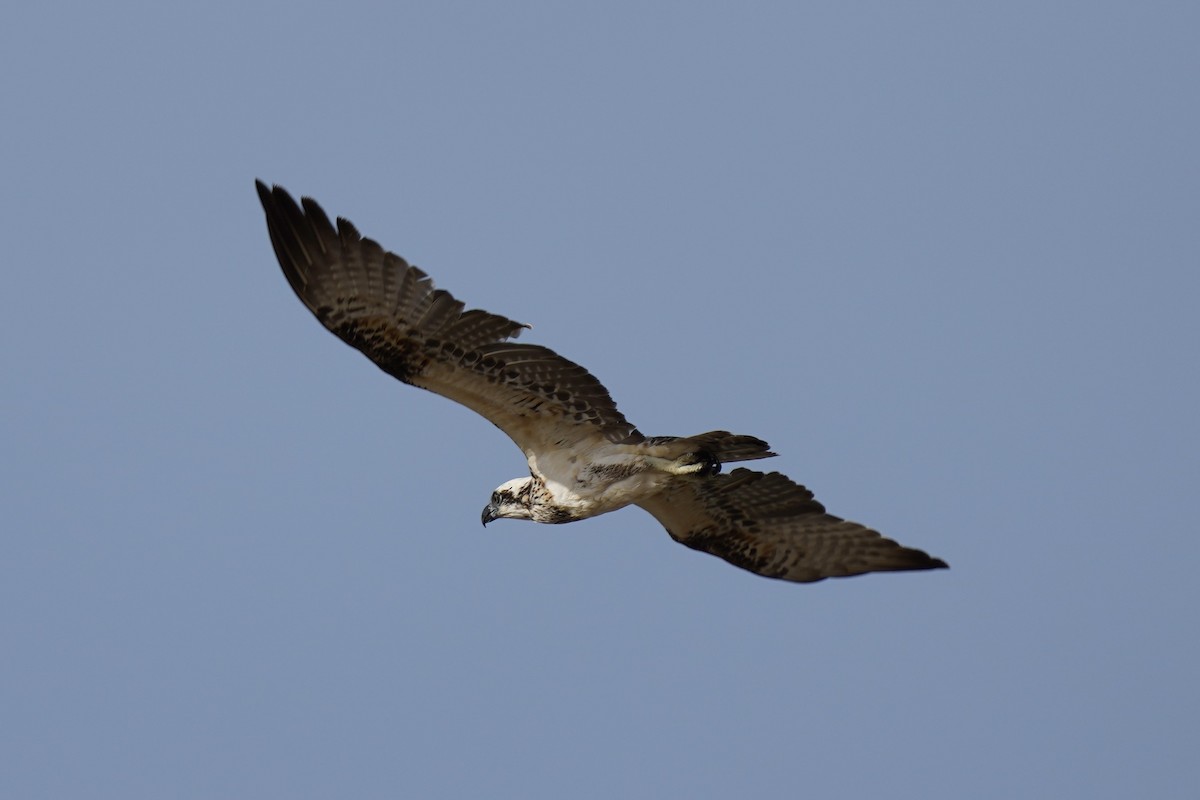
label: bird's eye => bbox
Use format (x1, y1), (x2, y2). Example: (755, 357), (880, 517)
(491, 492), (499, 504)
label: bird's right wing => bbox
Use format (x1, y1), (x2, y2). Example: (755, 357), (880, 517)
(637, 468), (948, 583)
(257, 182), (642, 456)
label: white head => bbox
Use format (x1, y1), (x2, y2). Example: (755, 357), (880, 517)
(481, 477), (535, 526)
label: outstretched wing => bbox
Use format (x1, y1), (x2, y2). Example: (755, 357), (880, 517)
(637, 468), (948, 583)
(257, 182), (642, 456)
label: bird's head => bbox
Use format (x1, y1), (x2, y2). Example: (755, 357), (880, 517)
(481, 477), (535, 526)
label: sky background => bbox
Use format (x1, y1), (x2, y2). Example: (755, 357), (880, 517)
(3, 2), (1197, 798)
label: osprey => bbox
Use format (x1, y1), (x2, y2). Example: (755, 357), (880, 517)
(257, 182), (948, 583)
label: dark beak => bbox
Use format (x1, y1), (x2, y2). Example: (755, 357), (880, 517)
(481, 503), (498, 527)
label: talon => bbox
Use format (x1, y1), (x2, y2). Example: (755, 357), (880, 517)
(672, 449), (721, 476)
(695, 449), (721, 476)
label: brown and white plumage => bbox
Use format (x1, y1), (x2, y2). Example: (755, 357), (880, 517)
(639, 469), (947, 583)
(257, 181), (948, 584)
(258, 181), (638, 457)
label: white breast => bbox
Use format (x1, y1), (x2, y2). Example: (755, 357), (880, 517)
(526, 444), (669, 519)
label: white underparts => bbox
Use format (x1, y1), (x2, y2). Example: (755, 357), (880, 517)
(500, 443), (703, 523)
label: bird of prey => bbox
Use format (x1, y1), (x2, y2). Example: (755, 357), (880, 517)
(257, 181), (948, 583)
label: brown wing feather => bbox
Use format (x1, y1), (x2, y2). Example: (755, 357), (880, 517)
(257, 182), (642, 453)
(637, 468), (948, 583)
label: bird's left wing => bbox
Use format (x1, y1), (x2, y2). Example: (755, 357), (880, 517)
(637, 468), (948, 583)
(257, 182), (642, 455)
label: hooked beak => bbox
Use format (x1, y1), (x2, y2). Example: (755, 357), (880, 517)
(481, 502), (498, 527)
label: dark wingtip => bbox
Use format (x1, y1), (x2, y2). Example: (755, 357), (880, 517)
(254, 178), (275, 205)
(909, 552), (949, 571)
(255, 180), (305, 214)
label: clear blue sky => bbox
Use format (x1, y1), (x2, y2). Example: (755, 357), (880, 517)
(3, 2), (1197, 798)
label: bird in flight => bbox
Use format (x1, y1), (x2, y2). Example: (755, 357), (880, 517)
(257, 182), (948, 583)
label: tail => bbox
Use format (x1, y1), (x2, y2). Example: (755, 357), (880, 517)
(644, 431), (776, 464)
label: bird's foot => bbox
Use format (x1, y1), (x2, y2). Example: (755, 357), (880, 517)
(667, 450), (721, 477)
